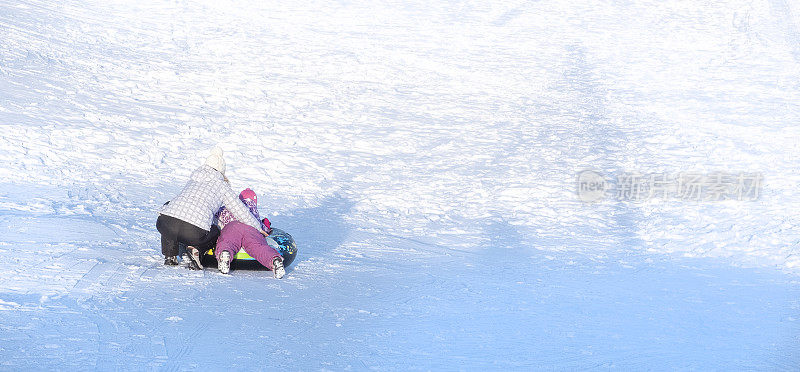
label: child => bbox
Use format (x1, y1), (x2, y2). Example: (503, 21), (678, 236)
(214, 188), (285, 279)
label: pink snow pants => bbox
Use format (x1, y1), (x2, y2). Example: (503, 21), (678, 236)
(215, 221), (281, 270)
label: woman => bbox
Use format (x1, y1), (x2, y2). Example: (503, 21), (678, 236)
(156, 147), (268, 269)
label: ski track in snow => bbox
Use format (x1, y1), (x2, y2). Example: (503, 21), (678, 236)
(0, 0), (799, 369)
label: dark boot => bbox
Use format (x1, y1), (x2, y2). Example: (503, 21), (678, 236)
(164, 256), (178, 266)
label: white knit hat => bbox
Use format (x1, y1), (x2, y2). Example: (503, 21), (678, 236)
(205, 147), (226, 175)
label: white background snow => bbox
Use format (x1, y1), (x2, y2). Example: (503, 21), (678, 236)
(1, 0), (799, 369)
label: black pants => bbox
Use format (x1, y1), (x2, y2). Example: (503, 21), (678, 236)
(156, 214), (220, 257)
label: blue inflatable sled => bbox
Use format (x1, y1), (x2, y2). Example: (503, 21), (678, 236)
(204, 228), (297, 268)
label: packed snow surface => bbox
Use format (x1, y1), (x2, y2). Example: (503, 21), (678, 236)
(1, 0), (799, 369)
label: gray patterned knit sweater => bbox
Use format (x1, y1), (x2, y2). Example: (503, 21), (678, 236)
(160, 165), (261, 232)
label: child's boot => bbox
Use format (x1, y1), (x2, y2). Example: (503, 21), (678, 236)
(272, 256), (285, 279)
(218, 251), (231, 274)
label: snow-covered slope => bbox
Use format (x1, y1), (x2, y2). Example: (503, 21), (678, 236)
(1, 0), (798, 369)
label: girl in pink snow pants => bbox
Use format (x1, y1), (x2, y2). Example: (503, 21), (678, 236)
(214, 188), (284, 278)
(215, 220), (282, 270)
